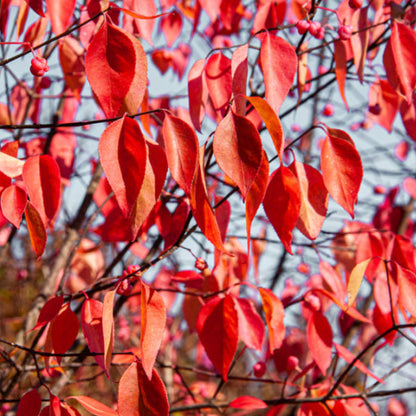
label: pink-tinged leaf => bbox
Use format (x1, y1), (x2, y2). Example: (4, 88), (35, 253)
(16, 389), (42, 416)
(67, 396), (118, 416)
(229, 396), (267, 409)
(0, 151), (24, 178)
(394, 140), (409, 162)
(50, 394), (62, 416)
(320, 129), (362, 217)
(98, 116), (147, 219)
(162, 113), (198, 196)
(263, 166), (301, 254)
(258, 288), (285, 353)
(307, 311), (332, 375)
(384, 21), (416, 103)
(188, 59), (208, 131)
(22, 155), (61, 227)
(1, 184), (27, 228)
(103, 290), (115, 377)
(160, 11), (182, 47)
(196, 295), (238, 381)
(403, 177), (416, 199)
(234, 297), (265, 351)
(141, 283), (166, 380)
(204, 52), (232, 118)
(347, 258), (371, 307)
(213, 110), (263, 199)
(25, 201), (47, 257)
(334, 343), (384, 383)
(81, 299), (109, 377)
(129, 137), (167, 239)
(334, 40), (350, 110)
(245, 151), (269, 252)
(45, 0), (75, 34)
(118, 359), (169, 416)
(231, 44), (248, 115)
(259, 31), (297, 115)
(29, 295), (64, 332)
(400, 99), (416, 142)
(367, 78), (400, 132)
(289, 161), (328, 240)
(245, 96), (284, 161)
(86, 20), (144, 118)
(319, 261), (346, 301)
(50, 303), (79, 359)
(190, 148), (227, 252)
(213, 196), (231, 266)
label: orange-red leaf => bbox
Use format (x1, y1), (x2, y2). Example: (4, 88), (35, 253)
(16, 389), (42, 416)
(103, 290), (115, 377)
(99, 116), (147, 219)
(229, 396), (267, 409)
(46, 0), (75, 34)
(263, 166), (301, 254)
(213, 110), (263, 199)
(258, 288), (285, 353)
(196, 295), (238, 381)
(118, 359), (169, 416)
(25, 201), (47, 257)
(141, 283), (166, 380)
(334, 39), (350, 110)
(320, 129), (362, 218)
(67, 396), (118, 416)
(1, 184), (27, 228)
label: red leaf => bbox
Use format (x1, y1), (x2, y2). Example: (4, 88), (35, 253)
(229, 396), (267, 409)
(307, 311), (333, 375)
(24, 0), (45, 16)
(259, 31), (297, 115)
(99, 116), (147, 219)
(263, 166), (301, 254)
(1, 184), (27, 228)
(320, 128), (362, 218)
(289, 161), (328, 240)
(213, 110), (263, 199)
(22, 155), (61, 227)
(400, 99), (416, 142)
(162, 113), (198, 196)
(0, 151), (24, 178)
(25, 201), (47, 257)
(334, 39), (350, 110)
(384, 21), (416, 103)
(160, 11), (182, 47)
(67, 396), (117, 416)
(245, 96), (284, 162)
(188, 59), (208, 131)
(50, 303), (79, 360)
(392, 262), (416, 317)
(16, 389), (42, 416)
(234, 298), (265, 351)
(118, 359), (169, 416)
(196, 295), (238, 381)
(86, 19), (146, 118)
(204, 52), (232, 118)
(103, 290), (115, 377)
(45, 0), (75, 34)
(172, 270), (203, 289)
(81, 299), (109, 377)
(258, 288), (285, 353)
(141, 283), (166, 379)
(29, 295), (64, 332)
(231, 44), (248, 115)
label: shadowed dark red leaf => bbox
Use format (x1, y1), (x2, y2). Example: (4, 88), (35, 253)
(24, 0), (45, 16)
(196, 295), (238, 381)
(99, 115), (147, 219)
(263, 166), (301, 254)
(1, 184), (27, 228)
(25, 201), (47, 257)
(16, 389), (42, 416)
(213, 110), (263, 199)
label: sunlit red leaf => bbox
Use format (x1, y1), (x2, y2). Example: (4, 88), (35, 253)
(1, 184), (27, 228)
(0, 151), (24, 178)
(263, 166), (301, 254)
(307, 311), (332, 375)
(29, 295), (64, 332)
(98, 116), (147, 219)
(162, 113), (198, 196)
(289, 161), (328, 240)
(67, 396), (117, 416)
(103, 290), (115, 377)
(213, 110), (263, 199)
(160, 10), (182, 47)
(25, 201), (47, 257)
(259, 31), (297, 115)
(234, 297), (265, 351)
(320, 128), (362, 218)
(118, 359), (169, 416)
(188, 59), (208, 131)
(383, 21), (416, 103)
(22, 155), (61, 227)
(141, 283), (166, 379)
(16, 389), (42, 416)
(196, 295), (238, 381)
(46, 0), (75, 34)
(229, 396), (267, 409)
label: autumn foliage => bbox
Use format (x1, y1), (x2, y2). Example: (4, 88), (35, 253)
(1, 0), (416, 415)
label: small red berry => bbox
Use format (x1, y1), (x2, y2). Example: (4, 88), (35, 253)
(30, 56), (49, 77)
(374, 185), (387, 194)
(287, 356), (299, 372)
(296, 20), (310, 35)
(195, 257), (208, 271)
(322, 103), (334, 117)
(368, 103), (382, 115)
(308, 21), (321, 37)
(315, 27), (325, 40)
(253, 361), (267, 378)
(39, 76), (51, 89)
(318, 65), (328, 75)
(338, 24), (353, 41)
(116, 279), (132, 295)
(349, 0), (363, 9)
